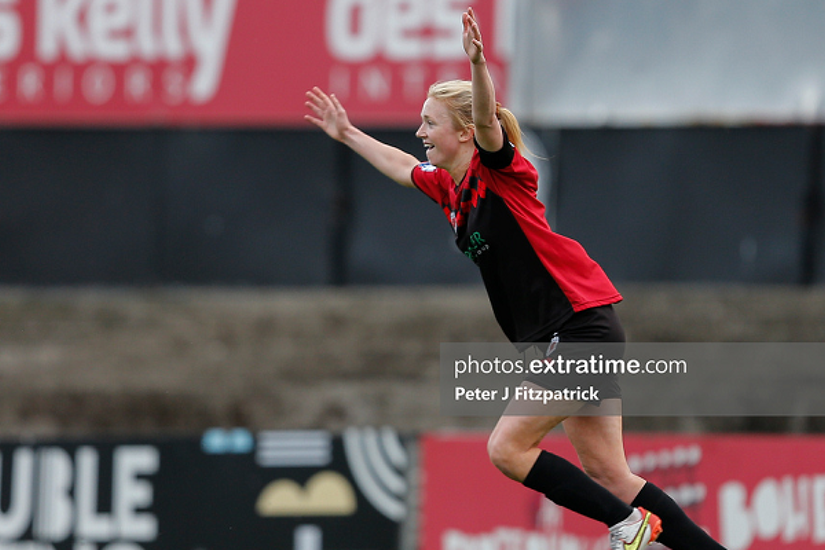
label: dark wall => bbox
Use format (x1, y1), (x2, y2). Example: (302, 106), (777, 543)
(0, 130), (336, 285)
(0, 127), (822, 285)
(547, 127), (821, 284)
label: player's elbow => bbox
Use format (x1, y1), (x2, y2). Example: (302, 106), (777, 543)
(474, 117), (498, 131)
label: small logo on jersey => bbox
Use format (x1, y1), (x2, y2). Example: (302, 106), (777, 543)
(463, 231), (490, 263)
(419, 163), (438, 173)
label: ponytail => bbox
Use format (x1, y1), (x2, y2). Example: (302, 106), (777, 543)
(496, 103), (526, 153)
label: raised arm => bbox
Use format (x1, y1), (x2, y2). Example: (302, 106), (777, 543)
(463, 8), (503, 153)
(305, 87), (419, 188)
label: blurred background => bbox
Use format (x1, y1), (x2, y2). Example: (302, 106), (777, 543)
(1, 1), (824, 549)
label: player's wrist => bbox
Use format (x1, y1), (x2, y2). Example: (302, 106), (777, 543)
(338, 124), (361, 144)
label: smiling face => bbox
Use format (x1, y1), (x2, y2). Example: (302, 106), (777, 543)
(416, 97), (473, 173)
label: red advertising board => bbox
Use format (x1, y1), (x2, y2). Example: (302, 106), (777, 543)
(421, 432), (825, 550)
(0, 0), (510, 127)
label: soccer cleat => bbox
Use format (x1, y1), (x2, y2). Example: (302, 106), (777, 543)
(608, 507), (663, 550)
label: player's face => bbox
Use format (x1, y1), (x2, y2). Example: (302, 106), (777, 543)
(416, 98), (466, 168)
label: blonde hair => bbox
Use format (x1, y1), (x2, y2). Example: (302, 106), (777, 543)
(427, 80), (528, 153)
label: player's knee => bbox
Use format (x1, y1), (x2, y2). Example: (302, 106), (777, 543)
(486, 431), (521, 480)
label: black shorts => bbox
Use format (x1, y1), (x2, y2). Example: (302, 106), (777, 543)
(523, 305), (625, 402)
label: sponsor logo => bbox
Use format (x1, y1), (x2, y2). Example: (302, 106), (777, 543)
(324, 0), (510, 104)
(0, 0), (237, 106)
(720, 474), (825, 550)
(0, 445), (159, 547)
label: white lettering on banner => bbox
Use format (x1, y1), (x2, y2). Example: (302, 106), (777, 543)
(77, 447), (114, 540)
(442, 527), (605, 550)
(35, 448), (73, 541)
(0, 0), (22, 62)
(123, 63), (151, 103)
(113, 446), (159, 541)
(6, 0), (239, 105)
(0, 448), (35, 539)
(442, 499), (605, 550)
(325, 0), (511, 106)
(185, 0), (236, 102)
(328, 60), (504, 105)
(0, 445), (159, 546)
(326, 0), (464, 62)
(719, 474), (825, 550)
(81, 62), (115, 104)
(17, 62), (45, 102)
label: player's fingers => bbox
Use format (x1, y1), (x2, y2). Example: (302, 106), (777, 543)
(312, 86), (335, 106)
(305, 90), (326, 111)
(305, 100), (324, 117)
(306, 88), (331, 114)
(470, 18), (481, 39)
(462, 26), (473, 49)
(304, 114), (323, 128)
(468, 8), (480, 31)
(330, 93), (346, 113)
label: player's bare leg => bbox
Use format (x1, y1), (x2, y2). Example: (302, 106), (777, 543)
(564, 404), (726, 549)
(487, 393), (659, 549)
(563, 405), (646, 503)
(487, 411), (566, 481)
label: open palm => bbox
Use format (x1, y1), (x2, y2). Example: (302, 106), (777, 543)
(304, 87), (352, 142)
(462, 7), (485, 64)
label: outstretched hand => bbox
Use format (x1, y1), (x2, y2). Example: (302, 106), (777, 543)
(304, 87), (352, 142)
(462, 7), (485, 65)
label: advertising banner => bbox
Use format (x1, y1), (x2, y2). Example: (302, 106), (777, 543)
(0, 0), (511, 127)
(0, 427), (410, 549)
(420, 432), (825, 550)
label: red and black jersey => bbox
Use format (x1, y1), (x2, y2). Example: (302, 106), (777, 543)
(411, 132), (622, 344)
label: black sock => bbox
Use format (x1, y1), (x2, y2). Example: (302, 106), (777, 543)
(522, 450), (633, 527)
(632, 482), (726, 549)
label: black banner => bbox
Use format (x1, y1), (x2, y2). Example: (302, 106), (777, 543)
(0, 428), (409, 550)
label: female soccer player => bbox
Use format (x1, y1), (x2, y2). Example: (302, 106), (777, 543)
(305, 8), (725, 550)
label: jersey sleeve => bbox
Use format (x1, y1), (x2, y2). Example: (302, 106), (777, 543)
(411, 163), (449, 206)
(476, 129), (539, 197)
(476, 127), (515, 170)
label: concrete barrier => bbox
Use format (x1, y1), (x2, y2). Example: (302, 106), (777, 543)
(0, 285), (823, 436)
